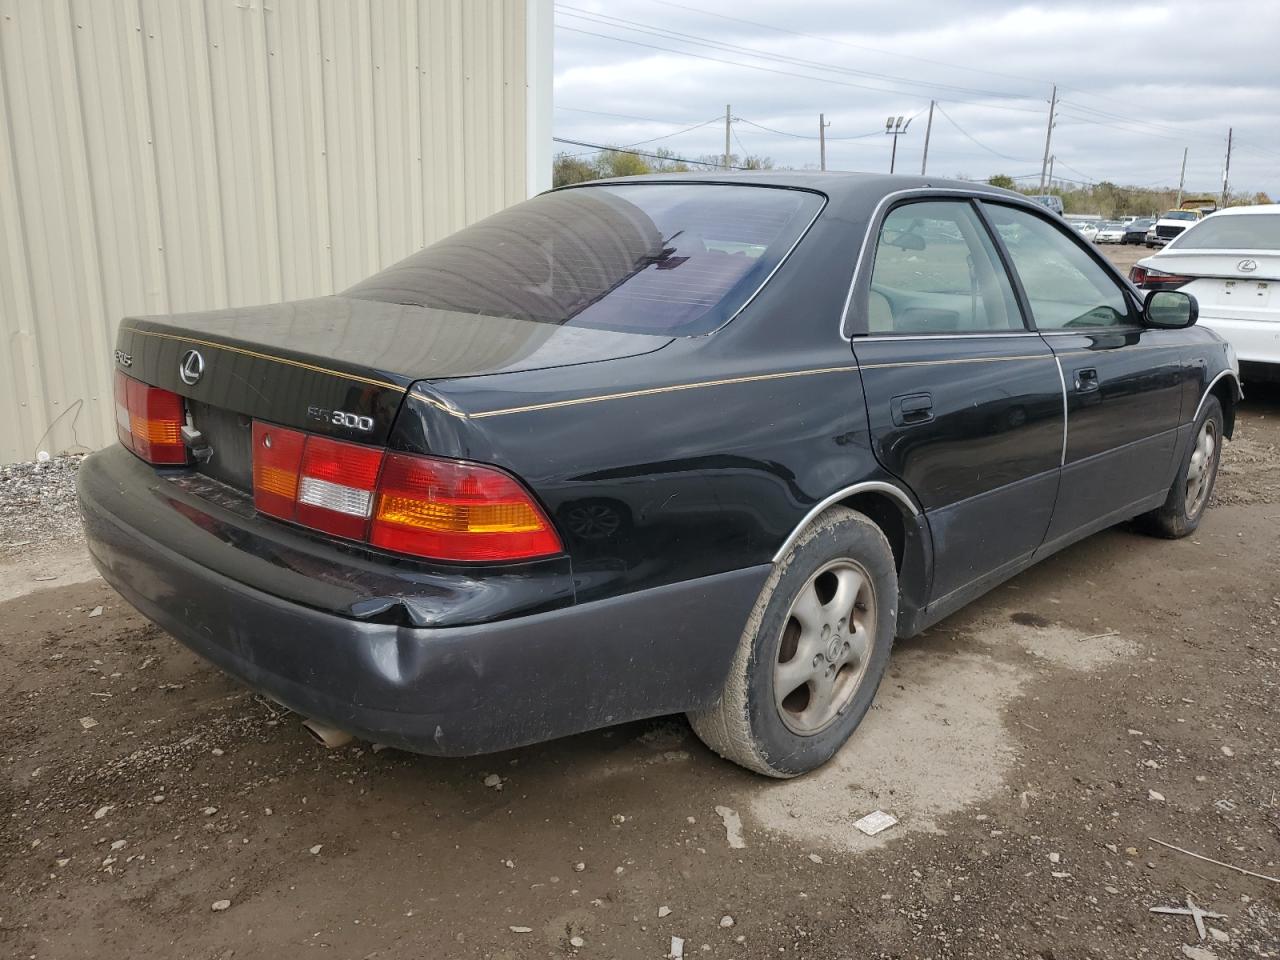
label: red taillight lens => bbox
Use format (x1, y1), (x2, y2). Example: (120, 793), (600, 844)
(116, 372), (187, 464)
(370, 453), (562, 562)
(252, 422), (306, 520)
(249, 421), (562, 563)
(295, 436), (384, 540)
(1130, 265), (1193, 290)
(114, 371), (133, 451)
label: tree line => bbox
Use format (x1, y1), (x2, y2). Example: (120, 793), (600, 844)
(553, 148), (774, 187)
(986, 174), (1272, 217)
(553, 149), (1273, 217)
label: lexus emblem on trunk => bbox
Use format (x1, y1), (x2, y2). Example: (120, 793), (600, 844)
(179, 349), (205, 385)
(1238, 258), (1258, 272)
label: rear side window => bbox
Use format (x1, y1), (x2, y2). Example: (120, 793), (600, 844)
(345, 184), (823, 336)
(1170, 213), (1280, 251)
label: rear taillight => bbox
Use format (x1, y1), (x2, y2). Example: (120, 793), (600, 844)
(370, 453), (563, 562)
(251, 421), (306, 519)
(296, 435), (384, 540)
(115, 371), (187, 465)
(249, 421), (561, 563)
(1130, 265), (1193, 290)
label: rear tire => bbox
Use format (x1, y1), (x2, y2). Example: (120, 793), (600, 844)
(688, 507), (896, 778)
(1140, 396), (1223, 538)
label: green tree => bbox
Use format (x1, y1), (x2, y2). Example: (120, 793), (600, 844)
(987, 174), (1016, 189)
(595, 149), (652, 180)
(552, 152), (601, 188)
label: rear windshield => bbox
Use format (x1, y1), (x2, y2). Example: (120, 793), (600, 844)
(1169, 213), (1280, 251)
(344, 184), (823, 336)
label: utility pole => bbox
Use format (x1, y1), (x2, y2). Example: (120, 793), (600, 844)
(723, 104), (732, 170)
(819, 113), (830, 171)
(1176, 147), (1188, 208)
(1047, 154), (1055, 189)
(1038, 83), (1057, 192)
(920, 100), (935, 175)
(885, 115), (911, 174)
(1221, 127), (1233, 208)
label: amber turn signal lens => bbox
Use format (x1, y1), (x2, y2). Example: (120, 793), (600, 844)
(116, 372), (187, 465)
(370, 453), (562, 562)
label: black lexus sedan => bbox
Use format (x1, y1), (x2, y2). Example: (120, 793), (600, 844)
(79, 173), (1241, 777)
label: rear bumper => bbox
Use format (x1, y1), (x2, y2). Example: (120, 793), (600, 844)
(1197, 315), (1280, 367)
(78, 447), (769, 755)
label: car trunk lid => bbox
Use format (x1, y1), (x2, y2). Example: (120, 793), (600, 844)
(1146, 251), (1279, 321)
(117, 295), (671, 490)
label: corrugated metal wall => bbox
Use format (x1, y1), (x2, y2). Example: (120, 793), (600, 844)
(0, 0), (549, 464)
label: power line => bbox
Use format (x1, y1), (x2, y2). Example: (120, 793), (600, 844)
(551, 136), (752, 170)
(646, 0), (1051, 92)
(556, 104), (694, 125)
(1053, 159), (1097, 184)
(557, 4), (1048, 107)
(637, 0), (1264, 161)
(617, 115), (724, 149)
(555, 22), (1046, 117)
(734, 116), (884, 142)
(934, 103), (1039, 164)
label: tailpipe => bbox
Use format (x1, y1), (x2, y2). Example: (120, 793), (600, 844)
(301, 717), (355, 749)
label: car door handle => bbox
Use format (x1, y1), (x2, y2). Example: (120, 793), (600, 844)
(1073, 368), (1100, 393)
(891, 392), (933, 426)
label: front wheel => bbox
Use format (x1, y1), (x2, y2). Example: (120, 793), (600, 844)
(1140, 396), (1223, 538)
(688, 507), (897, 778)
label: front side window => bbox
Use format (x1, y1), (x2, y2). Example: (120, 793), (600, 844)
(867, 200), (1024, 334)
(1169, 213), (1280, 251)
(983, 203), (1133, 330)
(344, 184), (823, 337)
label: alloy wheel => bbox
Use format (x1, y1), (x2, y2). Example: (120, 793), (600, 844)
(773, 559), (877, 736)
(1184, 418), (1218, 517)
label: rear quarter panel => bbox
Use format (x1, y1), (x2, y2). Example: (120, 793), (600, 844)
(393, 338), (885, 605)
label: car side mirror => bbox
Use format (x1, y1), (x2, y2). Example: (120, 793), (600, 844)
(1143, 289), (1198, 329)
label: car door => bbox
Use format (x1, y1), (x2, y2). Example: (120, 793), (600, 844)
(849, 196), (1065, 606)
(980, 201), (1189, 550)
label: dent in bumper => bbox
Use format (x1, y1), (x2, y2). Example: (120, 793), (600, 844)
(79, 450), (769, 755)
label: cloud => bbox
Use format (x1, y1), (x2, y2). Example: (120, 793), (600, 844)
(553, 0), (1280, 195)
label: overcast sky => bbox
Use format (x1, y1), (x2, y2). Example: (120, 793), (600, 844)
(553, 1), (1280, 197)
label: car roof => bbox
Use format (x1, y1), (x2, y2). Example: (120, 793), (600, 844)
(555, 170), (1027, 204)
(1201, 204), (1278, 216)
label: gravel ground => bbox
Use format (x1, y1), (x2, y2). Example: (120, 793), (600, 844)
(2, 244), (1277, 959)
(0, 455), (86, 562)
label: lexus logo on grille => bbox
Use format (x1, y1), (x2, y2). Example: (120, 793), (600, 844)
(178, 349), (205, 385)
(1238, 258), (1258, 272)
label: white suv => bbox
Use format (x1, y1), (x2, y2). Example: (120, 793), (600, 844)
(1131, 205), (1278, 381)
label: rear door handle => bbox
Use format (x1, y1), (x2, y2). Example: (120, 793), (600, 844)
(891, 392), (933, 426)
(1073, 368), (1100, 393)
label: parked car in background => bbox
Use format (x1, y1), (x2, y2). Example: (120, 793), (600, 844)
(1028, 194), (1065, 215)
(1123, 218), (1155, 244)
(1073, 220), (1102, 241)
(1148, 209), (1203, 247)
(1095, 221), (1127, 244)
(1132, 204), (1279, 382)
(77, 173), (1240, 778)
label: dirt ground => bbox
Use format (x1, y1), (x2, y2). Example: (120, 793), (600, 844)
(3, 244), (1278, 959)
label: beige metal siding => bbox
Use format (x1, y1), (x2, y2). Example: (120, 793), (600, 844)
(0, 0), (545, 464)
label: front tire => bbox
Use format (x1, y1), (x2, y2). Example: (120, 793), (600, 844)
(1140, 395), (1223, 538)
(688, 507), (897, 778)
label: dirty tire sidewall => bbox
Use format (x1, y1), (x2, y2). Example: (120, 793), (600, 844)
(691, 507), (897, 778)
(1142, 395), (1224, 539)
